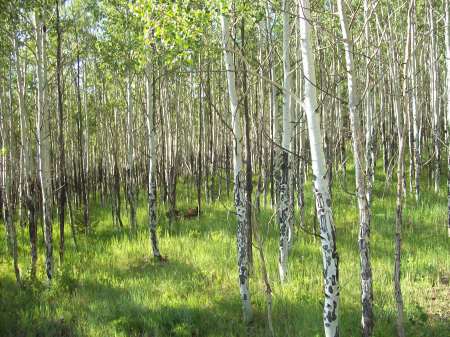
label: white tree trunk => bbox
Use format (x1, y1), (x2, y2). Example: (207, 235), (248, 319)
(446, 0), (450, 237)
(337, 1), (373, 335)
(13, 34), (28, 212)
(364, 0), (375, 204)
(2, 68), (21, 285)
(299, 1), (339, 336)
(221, 13), (252, 323)
(390, 17), (406, 335)
(35, 11), (53, 281)
(14, 31), (37, 278)
(410, 0), (420, 201)
(266, 1), (279, 209)
(429, 3), (440, 192)
(126, 72), (136, 230)
(278, 0), (293, 283)
(146, 62), (162, 258)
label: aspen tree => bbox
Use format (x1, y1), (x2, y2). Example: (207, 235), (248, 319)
(56, 0), (67, 263)
(337, 1), (373, 335)
(35, 10), (53, 281)
(446, 0), (450, 237)
(278, 0), (293, 283)
(221, 11), (252, 323)
(299, 1), (340, 335)
(146, 61), (162, 259)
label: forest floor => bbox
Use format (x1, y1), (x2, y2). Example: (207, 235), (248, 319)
(1, 168), (449, 337)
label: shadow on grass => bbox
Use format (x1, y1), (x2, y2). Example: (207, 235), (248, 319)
(0, 276), (84, 337)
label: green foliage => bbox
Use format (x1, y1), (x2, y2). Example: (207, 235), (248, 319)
(132, 0), (213, 68)
(0, 147), (7, 157)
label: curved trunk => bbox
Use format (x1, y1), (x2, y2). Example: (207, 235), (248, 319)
(221, 13), (252, 323)
(337, 1), (373, 335)
(299, 1), (340, 335)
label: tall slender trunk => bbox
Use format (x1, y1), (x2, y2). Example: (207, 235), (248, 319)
(126, 73), (137, 231)
(4, 64), (21, 285)
(75, 33), (89, 232)
(113, 103), (123, 228)
(394, 69), (406, 337)
(241, 16), (253, 271)
(299, 1), (340, 335)
(364, 0), (375, 205)
(445, 0), (450, 237)
(429, 2), (440, 192)
(266, 1), (277, 209)
(56, 0), (67, 263)
(337, 1), (373, 335)
(13, 30), (37, 279)
(296, 17), (306, 228)
(197, 68), (203, 217)
(146, 61), (162, 259)
(410, 0), (420, 201)
(221, 12), (252, 323)
(35, 11), (53, 281)
(278, 0), (293, 283)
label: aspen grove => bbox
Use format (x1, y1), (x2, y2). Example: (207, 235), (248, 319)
(0, 1), (449, 336)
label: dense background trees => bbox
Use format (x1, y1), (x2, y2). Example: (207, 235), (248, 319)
(0, 0), (449, 336)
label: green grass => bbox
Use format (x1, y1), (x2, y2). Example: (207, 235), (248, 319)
(0, 166), (449, 337)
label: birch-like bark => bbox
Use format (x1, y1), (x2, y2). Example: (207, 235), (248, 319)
(241, 18), (253, 270)
(126, 72), (137, 231)
(337, 1), (373, 335)
(112, 101), (123, 228)
(56, 0), (67, 263)
(278, 0), (293, 283)
(299, 1), (339, 335)
(429, 2), (440, 193)
(221, 12), (252, 323)
(3, 65), (21, 285)
(13, 31), (37, 279)
(35, 11), (53, 281)
(266, 1), (277, 209)
(295, 7), (306, 229)
(393, 21), (407, 335)
(146, 61), (162, 259)
(364, 0), (375, 204)
(394, 68), (406, 337)
(445, 0), (450, 237)
(75, 34), (89, 232)
(197, 65), (203, 217)
(389, 5), (410, 333)
(410, 0), (420, 201)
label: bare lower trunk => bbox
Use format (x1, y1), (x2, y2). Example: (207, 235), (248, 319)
(299, 2), (339, 335)
(13, 30), (32, 281)
(4, 72), (20, 284)
(56, 0), (67, 263)
(337, 1), (373, 335)
(126, 73), (136, 231)
(410, 1), (420, 201)
(253, 212), (274, 337)
(446, 0), (450, 237)
(278, 0), (293, 283)
(221, 12), (252, 323)
(35, 11), (53, 281)
(146, 61), (162, 259)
